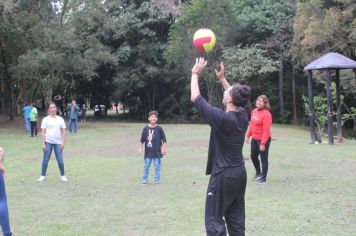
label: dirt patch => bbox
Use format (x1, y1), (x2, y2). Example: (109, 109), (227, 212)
(0, 116), (25, 129)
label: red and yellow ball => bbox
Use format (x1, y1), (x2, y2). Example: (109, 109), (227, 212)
(192, 28), (216, 53)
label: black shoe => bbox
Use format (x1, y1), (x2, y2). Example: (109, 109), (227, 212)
(252, 173), (263, 181)
(256, 178), (266, 184)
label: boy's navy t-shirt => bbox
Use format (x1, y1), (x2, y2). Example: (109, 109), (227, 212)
(140, 125), (167, 158)
(194, 95), (249, 175)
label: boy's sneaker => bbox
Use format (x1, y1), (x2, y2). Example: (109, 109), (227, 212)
(60, 175), (68, 182)
(154, 181), (160, 185)
(38, 176), (46, 182)
(257, 178), (266, 184)
(142, 180), (147, 185)
(252, 173), (263, 181)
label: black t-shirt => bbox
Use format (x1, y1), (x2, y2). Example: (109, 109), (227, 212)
(140, 125), (167, 158)
(194, 95), (249, 175)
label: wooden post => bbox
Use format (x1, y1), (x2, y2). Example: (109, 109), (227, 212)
(307, 70), (316, 143)
(335, 69), (343, 143)
(325, 70), (334, 145)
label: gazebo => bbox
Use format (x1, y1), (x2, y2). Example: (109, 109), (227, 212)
(304, 52), (356, 145)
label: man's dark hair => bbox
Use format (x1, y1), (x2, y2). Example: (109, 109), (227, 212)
(148, 110), (158, 117)
(230, 83), (251, 107)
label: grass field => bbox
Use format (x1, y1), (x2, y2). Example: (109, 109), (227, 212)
(0, 119), (355, 235)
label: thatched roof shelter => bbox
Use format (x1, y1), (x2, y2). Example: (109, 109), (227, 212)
(304, 52), (356, 144)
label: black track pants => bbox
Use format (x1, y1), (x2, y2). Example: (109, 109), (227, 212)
(250, 138), (271, 179)
(205, 165), (247, 236)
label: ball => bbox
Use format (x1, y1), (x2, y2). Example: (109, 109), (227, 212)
(192, 28), (216, 53)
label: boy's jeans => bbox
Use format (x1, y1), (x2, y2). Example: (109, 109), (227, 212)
(68, 118), (78, 133)
(142, 157), (161, 182)
(41, 142), (65, 176)
(24, 118), (30, 132)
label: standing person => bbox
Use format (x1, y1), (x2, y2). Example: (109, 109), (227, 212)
(81, 104), (88, 122)
(138, 111), (167, 184)
(23, 103), (32, 133)
(0, 147), (12, 236)
(29, 103), (38, 137)
(38, 103), (68, 182)
(191, 58), (251, 235)
(60, 104), (68, 117)
(67, 99), (80, 133)
(245, 95), (272, 184)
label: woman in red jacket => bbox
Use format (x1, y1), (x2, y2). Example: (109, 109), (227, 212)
(245, 95), (272, 183)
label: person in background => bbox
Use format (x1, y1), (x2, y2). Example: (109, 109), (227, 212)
(0, 147), (12, 236)
(81, 104), (88, 122)
(67, 99), (80, 133)
(23, 103), (32, 133)
(30, 103), (38, 137)
(245, 95), (272, 184)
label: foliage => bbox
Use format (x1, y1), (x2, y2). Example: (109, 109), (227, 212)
(293, 0), (356, 65)
(0, 0), (354, 125)
(223, 44), (279, 83)
(165, 0), (289, 112)
(302, 95), (328, 136)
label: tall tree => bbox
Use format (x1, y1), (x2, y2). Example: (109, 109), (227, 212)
(293, 0), (356, 124)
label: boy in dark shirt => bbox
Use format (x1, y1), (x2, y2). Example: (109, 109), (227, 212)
(191, 58), (251, 236)
(139, 111), (167, 184)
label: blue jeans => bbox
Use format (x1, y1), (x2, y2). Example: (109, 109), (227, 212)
(41, 142), (65, 176)
(142, 157), (161, 182)
(24, 118), (30, 132)
(68, 118), (78, 133)
(0, 173), (11, 236)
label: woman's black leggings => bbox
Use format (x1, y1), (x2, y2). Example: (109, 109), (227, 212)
(250, 137), (271, 179)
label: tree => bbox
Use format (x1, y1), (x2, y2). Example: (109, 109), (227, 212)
(230, 0), (295, 122)
(166, 0), (296, 121)
(293, 0), (356, 126)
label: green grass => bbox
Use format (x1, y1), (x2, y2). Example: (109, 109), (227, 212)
(0, 121), (355, 235)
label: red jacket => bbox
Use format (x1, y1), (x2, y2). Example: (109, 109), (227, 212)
(246, 108), (272, 145)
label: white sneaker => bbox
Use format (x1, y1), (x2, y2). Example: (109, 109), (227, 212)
(60, 175), (68, 182)
(38, 176), (45, 182)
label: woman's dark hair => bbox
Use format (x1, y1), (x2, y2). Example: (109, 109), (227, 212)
(48, 102), (57, 109)
(230, 83), (251, 107)
(148, 110), (158, 117)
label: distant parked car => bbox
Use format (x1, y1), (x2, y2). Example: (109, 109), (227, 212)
(94, 105), (106, 112)
(94, 105), (106, 116)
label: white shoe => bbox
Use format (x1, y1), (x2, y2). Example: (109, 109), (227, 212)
(38, 176), (45, 182)
(60, 175), (68, 182)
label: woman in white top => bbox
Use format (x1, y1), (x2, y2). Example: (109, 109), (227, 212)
(38, 102), (67, 182)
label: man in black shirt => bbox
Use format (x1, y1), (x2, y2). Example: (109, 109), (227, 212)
(191, 58), (251, 236)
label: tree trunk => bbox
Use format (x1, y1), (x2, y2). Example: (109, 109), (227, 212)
(9, 80), (14, 120)
(43, 76), (53, 106)
(335, 70), (343, 142)
(279, 56), (284, 122)
(1, 47), (14, 120)
(307, 70), (316, 144)
(292, 65), (297, 124)
(325, 70), (334, 145)
(83, 95), (91, 108)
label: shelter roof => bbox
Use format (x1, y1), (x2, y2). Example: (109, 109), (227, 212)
(304, 52), (356, 70)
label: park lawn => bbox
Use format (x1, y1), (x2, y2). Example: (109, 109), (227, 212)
(0, 121), (355, 235)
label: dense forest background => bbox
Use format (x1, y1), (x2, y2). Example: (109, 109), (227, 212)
(1, 0), (355, 127)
